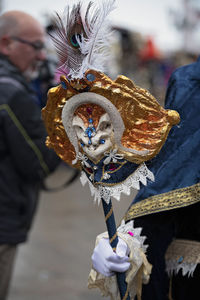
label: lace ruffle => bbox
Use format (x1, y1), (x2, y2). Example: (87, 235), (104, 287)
(165, 239), (200, 277)
(117, 220), (148, 253)
(80, 163), (154, 204)
(166, 260), (197, 277)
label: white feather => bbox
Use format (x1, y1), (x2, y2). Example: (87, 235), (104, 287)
(75, 0), (116, 78)
(50, 0), (116, 79)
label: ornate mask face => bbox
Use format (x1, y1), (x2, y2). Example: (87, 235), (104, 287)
(42, 70), (180, 170)
(72, 113), (114, 160)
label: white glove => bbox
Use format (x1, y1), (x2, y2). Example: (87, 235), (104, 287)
(91, 237), (130, 277)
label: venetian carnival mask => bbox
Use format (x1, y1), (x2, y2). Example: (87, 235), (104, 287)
(42, 70), (180, 203)
(72, 112), (113, 160)
(42, 0), (180, 202)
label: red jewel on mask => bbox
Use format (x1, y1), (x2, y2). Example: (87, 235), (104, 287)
(108, 163), (117, 171)
(85, 167), (93, 174)
(86, 107), (93, 115)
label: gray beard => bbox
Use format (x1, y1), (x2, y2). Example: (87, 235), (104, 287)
(23, 68), (40, 81)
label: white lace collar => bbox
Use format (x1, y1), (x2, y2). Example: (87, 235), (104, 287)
(80, 162), (154, 204)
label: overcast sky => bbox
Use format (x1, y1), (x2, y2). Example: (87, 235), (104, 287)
(2, 0), (190, 52)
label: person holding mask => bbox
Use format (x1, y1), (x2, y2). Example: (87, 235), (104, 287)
(0, 10), (60, 299)
(91, 57), (200, 300)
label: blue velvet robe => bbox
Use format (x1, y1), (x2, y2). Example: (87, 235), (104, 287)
(126, 57), (200, 220)
(125, 58), (200, 300)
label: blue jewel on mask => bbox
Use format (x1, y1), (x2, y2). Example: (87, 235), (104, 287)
(100, 139), (105, 144)
(61, 81), (67, 89)
(85, 118), (96, 145)
(80, 141), (85, 147)
(177, 256), (184, 264)
(86, 73), (95, 82)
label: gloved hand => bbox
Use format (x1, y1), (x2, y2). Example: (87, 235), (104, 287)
(91, 237), (130, 277)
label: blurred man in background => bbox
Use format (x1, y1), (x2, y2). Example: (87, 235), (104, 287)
(0, 10), (60, 299)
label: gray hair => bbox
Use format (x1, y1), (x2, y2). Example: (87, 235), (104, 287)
(0, 14), (19, 38)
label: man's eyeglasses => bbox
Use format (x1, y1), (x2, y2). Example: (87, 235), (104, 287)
(10, 36), (45, 51)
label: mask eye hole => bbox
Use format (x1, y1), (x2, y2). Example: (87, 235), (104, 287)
(99, 139), (105, 144)
(80, 140), (85, 147)
(99, 122), (111, 131)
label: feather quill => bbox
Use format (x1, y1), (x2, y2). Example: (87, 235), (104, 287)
(50, 0), (116, 79)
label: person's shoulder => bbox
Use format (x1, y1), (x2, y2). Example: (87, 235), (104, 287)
(165, 59), (200, 108)
(0, 75), (39, 118)
(0, 57), (29, 99)
(0, 79), (27, 108)
(0, 73), (35, 107)
(170, 59), (199, 83)
(0, 76), (25, 94)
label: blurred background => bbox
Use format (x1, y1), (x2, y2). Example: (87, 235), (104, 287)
(1, 0), (200, 299)
(3, 0), (200, 104)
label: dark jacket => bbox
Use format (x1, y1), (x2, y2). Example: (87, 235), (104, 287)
(0, 55), (60, 244)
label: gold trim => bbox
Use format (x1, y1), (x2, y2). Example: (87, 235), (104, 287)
(82, 165), (93, 175)
(168, 277), (173, 300)
(122, 288), (129, 300)
(99, 160), (126, 183)
(165, 239), (200, 265)
(106, 161), (126, 174)
(109, 232), (117, 244)
(125, 182), (200, 221)
(95, 164), (140, 187)
(105, 206), (113, 221)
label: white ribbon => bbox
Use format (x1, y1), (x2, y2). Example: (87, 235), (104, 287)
(103, 149), (124, 165)
(77, 152), (91, 168)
